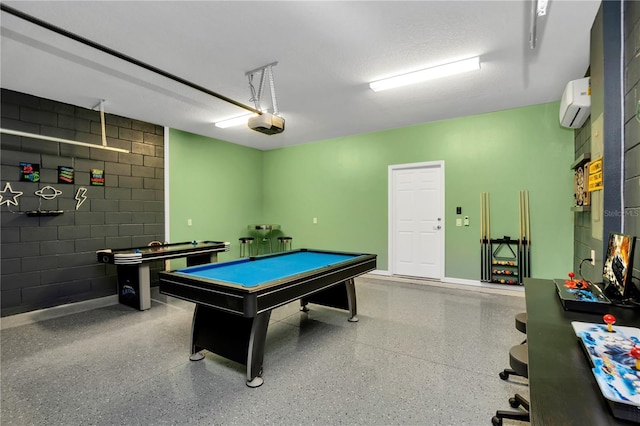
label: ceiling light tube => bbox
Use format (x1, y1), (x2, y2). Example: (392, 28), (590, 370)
(369, 56), (481, 92)
(536, 0), (548, 17)
(214, 113), (257, 128)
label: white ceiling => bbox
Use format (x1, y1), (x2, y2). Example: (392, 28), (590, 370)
(1, 1), (600, 151)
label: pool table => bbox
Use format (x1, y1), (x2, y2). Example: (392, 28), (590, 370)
(158, 249), (377, 387)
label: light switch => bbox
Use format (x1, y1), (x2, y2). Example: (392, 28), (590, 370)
(456, 218), (462, 227)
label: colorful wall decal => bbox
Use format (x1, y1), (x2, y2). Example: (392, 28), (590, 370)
(20, 162), (40, 182)
(35, 185), (63, 200)
(0, 182), (24, 207)
(75, 187), (88, 210)
(90, 169), (105, 186)
(58, 166), (74, 184)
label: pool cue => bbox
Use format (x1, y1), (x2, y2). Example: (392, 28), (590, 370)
(523, 190), (529, 279)
(525, 190), (531, 277)
(518, 191), (523, 284)
(484, 192), (490, 281)
(480, 193), (485, 281)
(487, 192), (491, 282)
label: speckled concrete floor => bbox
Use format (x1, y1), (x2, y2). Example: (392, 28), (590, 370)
(1, 276), (528, 425)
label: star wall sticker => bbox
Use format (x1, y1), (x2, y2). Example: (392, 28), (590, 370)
(0, 182), (24, 207)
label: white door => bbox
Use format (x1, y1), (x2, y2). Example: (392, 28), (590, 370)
(389, 161), (444, 279)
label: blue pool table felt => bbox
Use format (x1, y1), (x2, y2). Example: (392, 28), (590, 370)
(176, 251), (357, 287)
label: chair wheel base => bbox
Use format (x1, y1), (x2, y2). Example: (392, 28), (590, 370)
(499, 371), (509, 380)
(491, 415), (502, 426)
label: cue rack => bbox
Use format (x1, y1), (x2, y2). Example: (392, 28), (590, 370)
(480, 190), (531, 285)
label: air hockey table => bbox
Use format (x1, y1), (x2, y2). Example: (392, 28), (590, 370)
(158, 248), (377, 387)
(97, 240), (230, 310)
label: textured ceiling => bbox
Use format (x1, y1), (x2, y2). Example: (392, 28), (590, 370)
(1, 1), (600, 150)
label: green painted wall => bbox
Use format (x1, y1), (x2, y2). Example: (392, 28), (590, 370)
(168, 102), (575, 281)
(262, 102), (575, 280)
(168, 128), (263, 266)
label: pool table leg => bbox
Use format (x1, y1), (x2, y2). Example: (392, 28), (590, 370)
(299, 279), (358, 322)
(246, 311), (271, 388)
(345, 278), (359, 322)
(188, 304), (271, 387)
(189, 304), (205, 361)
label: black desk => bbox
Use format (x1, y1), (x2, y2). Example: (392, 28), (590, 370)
(525, 278), (640, 425)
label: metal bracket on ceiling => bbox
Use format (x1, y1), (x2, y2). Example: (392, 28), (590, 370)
(92, 99), (108, 148)
(245, 62), (280, 115)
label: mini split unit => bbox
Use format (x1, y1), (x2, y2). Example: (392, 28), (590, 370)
(559, 77), (591, 129)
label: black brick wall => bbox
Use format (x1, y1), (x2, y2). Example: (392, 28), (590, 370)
(0, 89), (165, 316)
(624, 0), (640, 290)
(573, 116), (597, 280)
(574, 1), (640, 287)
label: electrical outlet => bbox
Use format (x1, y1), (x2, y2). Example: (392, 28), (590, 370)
(464, 216), (469, 226)
(590, 250), (595, 265)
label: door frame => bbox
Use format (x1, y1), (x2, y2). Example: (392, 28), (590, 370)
(388, 160), (445, 279)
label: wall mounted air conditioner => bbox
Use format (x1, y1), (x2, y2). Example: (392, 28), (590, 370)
(559, 77), (591, 129)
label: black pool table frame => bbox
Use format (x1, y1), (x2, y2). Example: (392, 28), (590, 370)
(158, 249), (377, 387)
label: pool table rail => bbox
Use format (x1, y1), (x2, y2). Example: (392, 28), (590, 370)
(158, 250), (376, 317)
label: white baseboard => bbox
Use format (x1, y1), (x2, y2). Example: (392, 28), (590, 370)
(1, 295), (119, 330)
(363, 271), (524, 297)
(444, 276), (525, 294)
(369, 269), (391, 276)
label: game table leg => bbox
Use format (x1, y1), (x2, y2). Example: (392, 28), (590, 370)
(345, 278), (358, 322)
(189, 305), (205, 361)
(299, 279), (358, 322)
(137, 264), (151, 310)
(187, 304), (272, 387)
(116, 264), (151, 311)
(185, 252), (219, 267)
(246, 311), (271, 388)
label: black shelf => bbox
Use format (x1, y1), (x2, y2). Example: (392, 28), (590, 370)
(25, 210), (64, 217)
(570, 152), (591, 170)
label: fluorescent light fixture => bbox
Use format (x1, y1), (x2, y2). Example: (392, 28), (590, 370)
(214, 113), (257, 128)
(369, 56), (481, 92)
